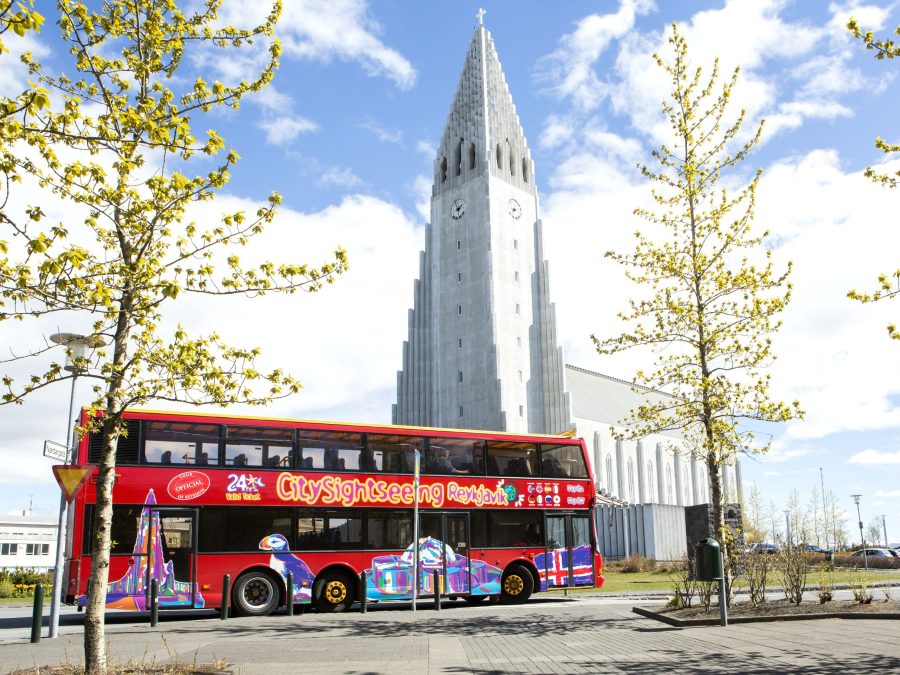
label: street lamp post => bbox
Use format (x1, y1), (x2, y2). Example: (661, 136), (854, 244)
(879, 515), (888, 549)
(784, 510), (791, 548)
(850, 494), (868, 573)
(47, 332), (103, 639)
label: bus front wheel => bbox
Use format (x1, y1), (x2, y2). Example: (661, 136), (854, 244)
(500, 564), (534, 605)
(313, 571), (356, 613)
(233, 571), (281, 617)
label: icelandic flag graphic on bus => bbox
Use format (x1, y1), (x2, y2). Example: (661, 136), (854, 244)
(535, 544), (593, 590)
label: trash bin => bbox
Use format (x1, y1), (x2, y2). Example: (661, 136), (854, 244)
(696, 538), (723, 581)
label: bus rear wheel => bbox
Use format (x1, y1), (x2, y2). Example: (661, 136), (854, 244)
(313, 571), (356, 613)
(500, 564), (534, 605)
(233, 571), (281, 617)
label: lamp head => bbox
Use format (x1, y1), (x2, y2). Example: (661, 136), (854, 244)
(851, 494), (862, 505)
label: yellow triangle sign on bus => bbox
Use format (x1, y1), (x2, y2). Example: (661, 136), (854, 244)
(52, 465), (95, 502)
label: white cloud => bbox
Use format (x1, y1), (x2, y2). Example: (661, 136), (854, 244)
(766, 448), (816, 463)
(278, 0), (416, 90)
(416, 140), (436, 158)
(535, 0), (655, 111)
(410, 174), (432, 223)
(848, 449), (900, 465)
(213, 0), (415, 89)
(540, 115), (575, 149)
(258, 114), (319, 145)
(360, 117), (404, 144)
(316, 166), (365, 188)
(875, 490), (900, 497)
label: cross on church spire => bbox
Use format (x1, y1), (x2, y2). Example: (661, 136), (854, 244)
(476, 8), (486, 26)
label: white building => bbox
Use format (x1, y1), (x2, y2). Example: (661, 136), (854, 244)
(0, 514), (57, 572)
(393, 18), (742, 508)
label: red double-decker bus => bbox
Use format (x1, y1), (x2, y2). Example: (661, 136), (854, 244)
(65, 409), (604, 615)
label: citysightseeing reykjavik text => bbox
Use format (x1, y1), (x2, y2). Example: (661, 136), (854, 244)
(275, 473), (512, 508)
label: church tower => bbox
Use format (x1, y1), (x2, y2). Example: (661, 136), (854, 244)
(393, 17), (570, 434)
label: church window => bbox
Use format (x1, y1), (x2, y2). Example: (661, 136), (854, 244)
(513, 239), (518, 249)
(457, 240), (461, 250)
(515, 303), (520, 314)
(516, 337), (522, 347)
(666, 465), (673, 504)
(522, 157), (529, 183)
(514, 271), (519, 282)
(469, 143), (476, 170)
(508, 140), (516, 176)
(455, 138), (463, 176)
(496, 143), (502, 169)
(682, 467), (690, 504)
(518, 370), (522, 382)
(647, 461), (655, 503)
(458, 371), (463, 383)
(518, 405), (523, 416)
(457, 304), (462, 315)
(458, 338), (462, 349)
(627, 458), (635, 502)
(457, 272), (462, 284)
(459, 406), (464, 418)
(440, 157), (447, 183)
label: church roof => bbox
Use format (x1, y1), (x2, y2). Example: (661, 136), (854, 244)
(565, 364), (683, 439)
(434, 22), (533, 192)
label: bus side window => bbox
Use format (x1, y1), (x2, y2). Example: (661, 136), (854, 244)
(486, 441), (536, 477)
(541, 444), (587, 478)
(297, 431), (363, 472)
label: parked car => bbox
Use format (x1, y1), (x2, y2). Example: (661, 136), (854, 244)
(850, 548), (896, 557)
(801, 544), (830, 554)
(750, 542), (778, 554)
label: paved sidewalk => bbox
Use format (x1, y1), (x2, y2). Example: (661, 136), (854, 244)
(2, 595), (899, 673)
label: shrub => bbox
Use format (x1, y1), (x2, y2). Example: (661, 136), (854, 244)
(670, 556), (696, 609)
(775, 546), (808, 606)
(832, 554), (900, 570)
(0, 580), (14, 598)
(698, 580), (716, 612)
(613, 555), (655, 573)
(849, 568), (874, 604)
(817, 563), (834, 604)
(742, 549), (770, 607)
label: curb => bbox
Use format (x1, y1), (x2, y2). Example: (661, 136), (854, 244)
(632, 605), (900, 626)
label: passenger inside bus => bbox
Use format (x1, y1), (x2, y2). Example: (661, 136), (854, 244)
(430, 447), (470, 474)
(233, 454), (248, 467)
(160, 450), (172, 465)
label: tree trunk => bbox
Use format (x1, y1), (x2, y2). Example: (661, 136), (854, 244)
(706, 452), (731, 602)
(84, 286), (133, 673)
(83, 414), (121, 673)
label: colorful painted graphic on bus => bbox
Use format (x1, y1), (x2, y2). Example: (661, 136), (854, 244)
(78, 490), (204, 610)
(536, 544), (594, 590)
(364, 537), (502, 599)
(259, 533), (315, 602)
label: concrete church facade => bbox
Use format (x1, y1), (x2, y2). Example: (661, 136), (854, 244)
(393, 18), (742, 510)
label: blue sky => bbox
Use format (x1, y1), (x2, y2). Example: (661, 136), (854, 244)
(2, 0), (900, 546)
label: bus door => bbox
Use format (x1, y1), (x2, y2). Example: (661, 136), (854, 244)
(417, 512), (471, 596)
(144, 508), (198, 609)
(544, 513), (594, 589)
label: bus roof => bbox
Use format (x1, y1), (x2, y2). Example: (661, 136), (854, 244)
(83, 406), (583, 442)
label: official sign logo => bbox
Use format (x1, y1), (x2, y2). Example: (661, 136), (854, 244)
(166, 471), (211, 501)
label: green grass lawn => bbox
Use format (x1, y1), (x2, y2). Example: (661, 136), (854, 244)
(591, 567), (900, 594)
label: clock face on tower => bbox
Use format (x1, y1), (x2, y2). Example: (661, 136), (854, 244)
(508, 198), (522, 220)
(450, 199), (466, 219)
